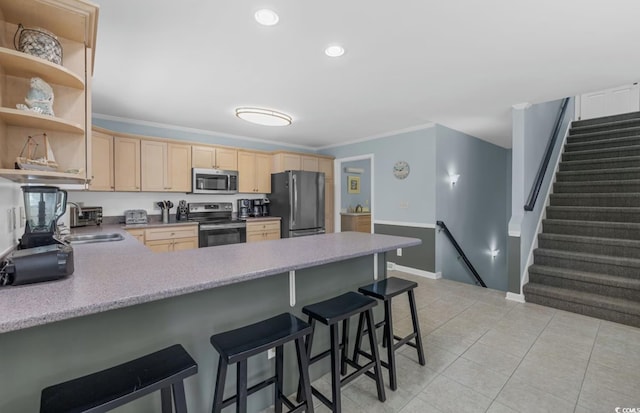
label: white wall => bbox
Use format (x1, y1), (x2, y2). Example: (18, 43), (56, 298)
(0, 178), (23, 255)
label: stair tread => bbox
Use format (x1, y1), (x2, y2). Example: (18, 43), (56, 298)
(568, 125), (640, 139)
(550, 192), (640, 197)
(529, 264), (640, 289)
(564, 144), (640, 157)
(566, 134), (640, 148)
(572, 112), (640, 128)
(538, 232), (640, 247)
(524, 283), (640, 313)
(542, 218), (640, 229)
(535, 247), (640, 267)
(560, 155), (640, 166)
(557, 167), (640, 176)
(571, 118), (640, 133)
(555, 179), (640, 186)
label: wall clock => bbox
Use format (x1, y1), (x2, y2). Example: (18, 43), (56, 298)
(393, 161), (410, 179)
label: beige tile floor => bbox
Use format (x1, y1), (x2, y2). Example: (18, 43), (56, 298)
(264, 270), (640, 413)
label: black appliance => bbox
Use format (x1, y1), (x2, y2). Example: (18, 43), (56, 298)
(237, 199), (251, 219)
(19, 185), (67, 249)
(176, 200), (188, 221)
(187, 202), (246, 248)
(251, 199), (264, 217)
(270, 171), (325, 238)
(1, 244), (74, 286)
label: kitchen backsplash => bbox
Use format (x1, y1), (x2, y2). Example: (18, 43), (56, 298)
(68, 191), (268, 217)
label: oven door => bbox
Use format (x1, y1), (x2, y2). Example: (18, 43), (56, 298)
(199, 222), (246, 248)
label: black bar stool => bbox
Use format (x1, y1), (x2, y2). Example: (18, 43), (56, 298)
(355, 277), (425, 391)
(210, 313), (313, 413)
(40, 344), (198, 413)
(298, 291), (385, 413)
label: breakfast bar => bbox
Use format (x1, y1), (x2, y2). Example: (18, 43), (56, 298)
(0, 230), (420, 412)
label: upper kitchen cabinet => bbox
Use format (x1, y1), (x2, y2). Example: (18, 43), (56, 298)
(272, 152), (302, 172)
(0, 0), (98, 184)
(318, 157), (334, 181)
(114, 135), (141, 191)
(89, 130), (114, 191)
(238, 150), (271, 193)
(141, 140), (191, 192)
(192, 145), (237, 170)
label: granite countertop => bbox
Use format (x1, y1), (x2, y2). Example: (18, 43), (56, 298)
(0, 226), (420, 334)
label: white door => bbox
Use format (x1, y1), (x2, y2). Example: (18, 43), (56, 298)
(579, 83), (640, 120)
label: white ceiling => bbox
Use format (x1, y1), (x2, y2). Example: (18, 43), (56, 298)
(90, 0), (640, 149)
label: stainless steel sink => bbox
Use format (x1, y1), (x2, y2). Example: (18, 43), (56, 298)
(64, 233), (125, 244)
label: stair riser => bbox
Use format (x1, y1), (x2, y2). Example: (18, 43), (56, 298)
(549, 195), (640, 207)
(523, 292), (640, 328)
(560, 158), (640, 171)
(528, 272), (640, 300)
(567, 128), (640, 144)
(546, 208), (640, 223)
(556, 171), (640, 182)
(534, 253), (640, 279)
(572, 112), (640, 128)
(542, 221), (640, 240)
(570, 119), (640, 135)
(538, 238), (640, 259)
(565, 137), (640, 152)
(553, 183), (640, 193)
(563, 147), (640, 162)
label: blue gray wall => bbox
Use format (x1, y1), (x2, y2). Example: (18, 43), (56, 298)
(320, 127), (437, 223)
(508, 98), (574, 293)
(341, 159), (371, 211)
(435, 125), (509, 290)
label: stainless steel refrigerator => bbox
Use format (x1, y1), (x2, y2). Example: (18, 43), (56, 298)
(269, 171), (325, 238)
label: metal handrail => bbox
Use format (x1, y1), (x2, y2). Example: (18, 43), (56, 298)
(436, 221), (487, 288)
(524, 97), (571, 211)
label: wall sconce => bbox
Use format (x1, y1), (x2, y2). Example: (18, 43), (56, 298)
(344, 167), (364, 174)
(490, 249), (500, 259)
(449, 174), (460, 186)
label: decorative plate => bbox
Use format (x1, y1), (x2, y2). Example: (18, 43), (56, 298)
(393, 161), (410, 179)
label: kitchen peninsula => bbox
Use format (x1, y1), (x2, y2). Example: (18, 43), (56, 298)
(0, 230), (420, 412)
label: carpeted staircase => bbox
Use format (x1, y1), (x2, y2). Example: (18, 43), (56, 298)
(523, 111), (640, 328)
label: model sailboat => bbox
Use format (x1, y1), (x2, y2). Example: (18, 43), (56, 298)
(15, 133), (59, 171)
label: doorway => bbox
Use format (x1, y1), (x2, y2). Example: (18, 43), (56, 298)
(333, 154), (374, 233)
(577, 83), (640, 120)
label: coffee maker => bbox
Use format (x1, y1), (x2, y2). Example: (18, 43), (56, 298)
(19, 185), (67, 249)
(176, 200), (188, 221)
(237, 199), (251, 219)
(251, 199), (264, 217)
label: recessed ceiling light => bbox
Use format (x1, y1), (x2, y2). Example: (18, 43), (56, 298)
(235, 107), (292, 126)
(325, 45), (345, 57)
(255, 9), (279, 26)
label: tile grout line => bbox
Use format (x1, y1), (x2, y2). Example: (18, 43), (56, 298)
(572, 319), (601, 413)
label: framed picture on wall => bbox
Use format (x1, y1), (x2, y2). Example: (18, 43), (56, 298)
(348, 176), (360, 194)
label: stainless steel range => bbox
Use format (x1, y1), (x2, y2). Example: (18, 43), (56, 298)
(187, 202), (246, 248)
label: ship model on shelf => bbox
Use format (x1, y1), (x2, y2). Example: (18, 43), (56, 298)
(15, 133), (59, 172)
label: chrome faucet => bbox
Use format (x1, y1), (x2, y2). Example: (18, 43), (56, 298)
(68, 201), (83, 217)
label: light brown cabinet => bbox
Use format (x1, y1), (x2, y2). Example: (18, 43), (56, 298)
(0, 0), (98, 184)
(301, 155), (319, 172)
(318, 157), (334, 180)
(144, 225), (198, 252)
(192, 145), (237, 170)
(114, 136), (141, 191)
(341, 213), (371, 233)
(141, 141), (191, 192)
(246, 220), (281, 242)
(125, 228), (145, 243)
(89, 131), (114, 191)
(272, 152), (302, 172)
(325, 179), (335, 233)
(238, 150), (271, 193)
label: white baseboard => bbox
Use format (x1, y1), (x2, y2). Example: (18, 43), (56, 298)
(506, 292), (526, 303)
(388, 262), (441, 279)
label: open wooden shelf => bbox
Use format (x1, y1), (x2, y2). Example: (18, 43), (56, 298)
(0, 169), (87, 184)
(0, 107), (84, 134)
(0, 47), (85, 90)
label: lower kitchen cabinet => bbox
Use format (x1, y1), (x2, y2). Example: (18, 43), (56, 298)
(246, 220), (280, 243)
(340, 213), (371, 233)
(125, 228), (145, 243)
(143, 225), (198, 252)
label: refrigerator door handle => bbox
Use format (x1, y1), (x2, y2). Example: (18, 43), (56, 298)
(292, 173), (298, 226)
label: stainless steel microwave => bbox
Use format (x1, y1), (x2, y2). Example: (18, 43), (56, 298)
(191, 168), (238, 194)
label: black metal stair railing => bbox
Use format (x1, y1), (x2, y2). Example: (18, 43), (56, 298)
(436, 221), (487, 288)
(524, 97), (571, 211)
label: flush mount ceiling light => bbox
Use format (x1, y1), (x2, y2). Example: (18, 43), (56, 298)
(255, 9), (279, 26)
(325, 45), (345, 57)
(235, 107), (292, 126)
